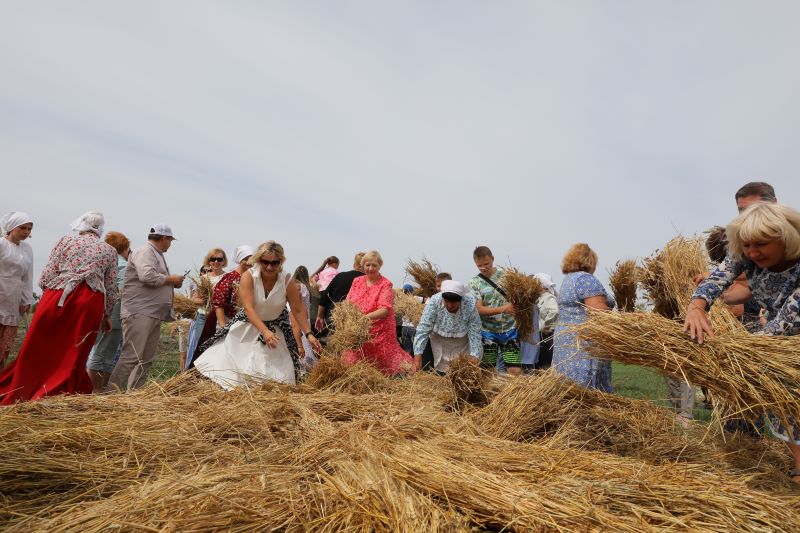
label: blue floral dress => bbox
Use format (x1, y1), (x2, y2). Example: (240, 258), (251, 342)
(693, 256), (800, 444)
(553, 271), (616, 391)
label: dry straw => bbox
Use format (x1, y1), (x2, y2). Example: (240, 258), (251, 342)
(172, 293), (199, 318)
(609, 259), (638, 312)
(393, 288), (425, 325)
(1, 365), (798, 531)
(576, 309), (800, 429)
(499, 267), (541, 340)
(405, 257), (439, 298)
(326, 300), (373, 355)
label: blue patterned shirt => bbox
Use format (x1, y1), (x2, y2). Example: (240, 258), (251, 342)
(412, 293), (483, 357)
(692, 257), (800, 336)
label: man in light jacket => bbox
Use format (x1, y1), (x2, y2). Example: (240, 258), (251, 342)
(108, 224), (184, 391)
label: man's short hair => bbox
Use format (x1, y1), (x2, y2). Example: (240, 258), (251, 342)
(705, 226), (728, 264)
(473, 246), (493, 259)
(147, 234), (164, 242)
(735, 182), (776, 202)
(436, 272), (452, 282)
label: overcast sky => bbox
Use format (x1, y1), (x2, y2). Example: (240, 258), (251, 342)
(2, 1), (799, 291)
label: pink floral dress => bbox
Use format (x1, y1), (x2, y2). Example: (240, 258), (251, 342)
(341, 275), (414, 375)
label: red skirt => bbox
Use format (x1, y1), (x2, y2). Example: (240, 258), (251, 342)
(0, 284), (102, 404)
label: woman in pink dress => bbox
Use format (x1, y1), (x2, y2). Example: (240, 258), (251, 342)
(341, 250), (414, 376)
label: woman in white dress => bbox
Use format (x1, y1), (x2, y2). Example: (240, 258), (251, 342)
(193, 241), (321, 389)
(0, 212), (34, 368)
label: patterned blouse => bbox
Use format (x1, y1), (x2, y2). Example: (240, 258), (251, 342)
(469, 267), (516, 334)
(211, 270), (242, 319)
(412, 293), (483, 357)
(39, 233), (119, 315)
(692, 256), (800, 336)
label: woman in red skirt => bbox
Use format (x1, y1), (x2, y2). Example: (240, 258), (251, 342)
(0, 212), (118, 404)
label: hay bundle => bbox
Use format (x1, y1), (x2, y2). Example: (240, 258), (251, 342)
(393, 288), (425, 325)
(499, 267), (541, 340)
(639, 236), (741, 333)
(576, 310), (800, 426)
(446, 354), (491, 407)
(609, 259), (638, 312)
(189, 272), (214, 308)
(327, 300), (373, 355)
(172, 293), (200, 318)
(168, 318), (191, 339)
(405, 257), (439, 298)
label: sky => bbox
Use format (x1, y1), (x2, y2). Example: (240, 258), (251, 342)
(2, 1), (799, 291)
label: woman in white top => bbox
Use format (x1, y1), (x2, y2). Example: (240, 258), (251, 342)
(194, 241), (321, 388)
(289, 265), (317, 371)
(534, 272), (559, 370)
(184, 248), (227, 369)
(0, 212), (34, 367)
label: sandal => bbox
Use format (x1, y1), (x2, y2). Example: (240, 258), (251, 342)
(788, 469), (800, 483)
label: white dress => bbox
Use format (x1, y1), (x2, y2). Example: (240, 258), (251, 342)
(194, 267), (296, 389)
(0, 238), (34, 326)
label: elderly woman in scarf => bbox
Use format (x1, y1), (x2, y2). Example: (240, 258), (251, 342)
(412, 280), (483, 373)
(0, 212), (34, 367)
(0, 212), (118, 404)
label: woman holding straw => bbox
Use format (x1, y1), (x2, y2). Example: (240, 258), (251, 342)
(552, 243), (616, 391)
(341, 250), (414, 376)
(193, 241), (321, 388)
(0, 212), (118, 404)
(290, 265), (317, 371)
(184, 248), (228, 368)
(685, 202), (800, 482)
(0, 212), (34, 368)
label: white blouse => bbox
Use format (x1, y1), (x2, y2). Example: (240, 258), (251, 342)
(0, 238), (34, 326)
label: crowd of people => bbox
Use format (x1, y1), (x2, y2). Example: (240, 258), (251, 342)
(1, 181), (799, 480)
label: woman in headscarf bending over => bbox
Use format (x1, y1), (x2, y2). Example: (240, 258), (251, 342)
(0, 212), (34, 367)
(0, 212), (118, 403)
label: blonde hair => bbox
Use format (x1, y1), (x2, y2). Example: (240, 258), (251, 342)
(727, 203), (800, 261)
(361, 250), (383, 267)
(353, 252), (366, 269)
(203, 247), (228, 268)
(249, 240), (286, 267)
(561, 243), (598, 274)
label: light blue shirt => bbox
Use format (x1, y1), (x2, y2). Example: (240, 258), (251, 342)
(413, 293), (483, 357)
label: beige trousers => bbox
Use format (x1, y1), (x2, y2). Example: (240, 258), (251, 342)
(108, 314), (162, 391)
(665, 375), (696, 418)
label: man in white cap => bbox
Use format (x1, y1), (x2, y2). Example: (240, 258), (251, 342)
(412, 280), (483, 373)
(108, 224), (184, 391)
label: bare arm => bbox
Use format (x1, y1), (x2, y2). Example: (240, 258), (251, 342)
(215, 306), (227, 328)
(583, 295), (609, 311)
(476, 299), (513, 316)
(286, 279), (321, 353)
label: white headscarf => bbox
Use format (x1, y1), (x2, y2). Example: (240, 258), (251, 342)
(234, 244), (255, 264)
(440, 280), (469, 298)
(0, 211), (33, 235)
(71, 211), (105, 237)
(534, 273), (558, 296)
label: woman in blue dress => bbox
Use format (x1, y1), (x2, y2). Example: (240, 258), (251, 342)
(685, 202), (800, 482)
(552, 243), (616, 391)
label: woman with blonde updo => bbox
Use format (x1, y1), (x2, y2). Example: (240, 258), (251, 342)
(193, 241), (321, 388)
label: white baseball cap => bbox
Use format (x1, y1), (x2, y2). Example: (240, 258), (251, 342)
(149, 223), (176, 239)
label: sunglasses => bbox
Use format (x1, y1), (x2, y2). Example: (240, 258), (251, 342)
(260, 259), (281, 267)
(209, 257), (225, 262)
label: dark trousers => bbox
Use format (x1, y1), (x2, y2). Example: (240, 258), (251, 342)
(535, 335), (553, 370)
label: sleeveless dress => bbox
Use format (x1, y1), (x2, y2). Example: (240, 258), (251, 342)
(194, 267), (297, 388)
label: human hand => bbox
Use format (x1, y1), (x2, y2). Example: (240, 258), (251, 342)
(307, 333), (322, 354)
(19, 304), (30, 315)
(693, 272), (709, 286)
(166, 275), (185, 288)
(314, 316), (324, 332)
(683, 305), (714, 344)
(503, 303), (515, 314)
(258, 330), (278, 349)
(414, 355), (422, 372)
(102, 315), (112, 333)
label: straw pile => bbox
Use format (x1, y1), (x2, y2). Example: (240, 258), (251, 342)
(326, 300), (373, 355)
(576, 309), (800, 428)
(639, 236), (741, 333)
(172, 293), (200, 318)
(499, 267), (541, 340)
(609, 259), (638, 312)
(405, 257), (439, 298)
(394, 288), (425, 325)
(1, 366), (798, 531)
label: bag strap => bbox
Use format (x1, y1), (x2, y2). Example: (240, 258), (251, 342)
(478, 273), (508, 300)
